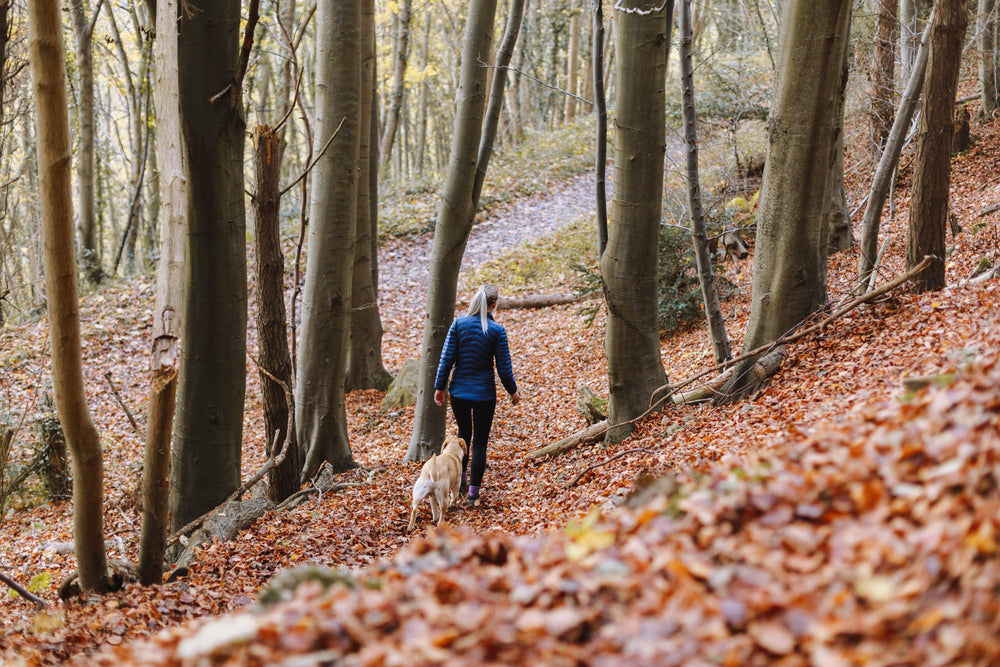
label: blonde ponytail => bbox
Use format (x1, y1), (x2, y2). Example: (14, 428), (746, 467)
(466, 285), (499, 332)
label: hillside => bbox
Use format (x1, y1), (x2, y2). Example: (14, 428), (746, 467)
(1, 111), (999, 665)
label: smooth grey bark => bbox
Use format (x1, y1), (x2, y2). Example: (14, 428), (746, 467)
(346, 0), (392, 393)
(978, 0), (998, 120)
(718, 0), (853, 404)
(405, 0), (500, 461)
(170, 0), (247, 532)
(69, 0), (103, 284)
(907, 0), (968, 292)
(380, 0), (411, 163)
(679, 0), (730, 364)
(602, 0), (672, 443)
(28, 0), (109, 592)
(858, 13), (934, 292)
(296, 0), (362, 479)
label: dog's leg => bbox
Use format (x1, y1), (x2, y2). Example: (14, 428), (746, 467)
(407, 499), (418, 532)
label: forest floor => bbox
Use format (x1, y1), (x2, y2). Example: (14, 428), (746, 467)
(1, 107), (1000, 664)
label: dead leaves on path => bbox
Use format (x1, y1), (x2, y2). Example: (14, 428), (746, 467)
(87, 357), (1000, 666)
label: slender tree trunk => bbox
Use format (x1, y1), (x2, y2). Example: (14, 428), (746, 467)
(978, 0), (998, 120)
(380, 0), (411, 163)
(593, 0), (608, 257)
(296, 0), (362, 479)
(346, 0), (392, 393)
(718, 0), (852, 404)
(828, 36), (853, 255)
(170, 0), (248, 532)
(69, 0), (103, 284)
(138, 0), (185, 585)
(871, 0), (898, 159)
(900, 0), (919, 84)
(565, 10), (580, 120)
(679, 0), (730, 363)
(406, 0), (499, 461)
(28, 0), (108, 592)
(252, 126), (300, 501)
(602, 0), (672, 443)
(907, 0), (967, 292)
(858, 12), (934, 292)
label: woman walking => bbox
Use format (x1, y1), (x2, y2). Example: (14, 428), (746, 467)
(434, 285), (520, 507)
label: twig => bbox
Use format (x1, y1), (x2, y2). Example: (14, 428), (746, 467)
(103, 371), (141, 435)
(0, 571), (48, 609)
(279, 117), (347, 197)
(567, 448), (658, 488)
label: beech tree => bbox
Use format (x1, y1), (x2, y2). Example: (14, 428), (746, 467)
(602, 0), (672, 443)
(169, 0), (248, 531)
(718, 0), (853, 404)
(69, 0), (103, 284)
(296, 0), (362, 478)
(28, 0), (108, 592)
(977, 0), (998, 120)
(907, 0), (968, 292)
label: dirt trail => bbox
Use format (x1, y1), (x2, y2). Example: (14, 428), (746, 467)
(377, 172), (599, 361)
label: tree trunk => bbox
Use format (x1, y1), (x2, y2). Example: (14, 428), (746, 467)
(900, 0), (919, 83)
(679, 0), (730, 364)
(138, 0), (185, 584)
(252, 125), (301, 502)
(827, 35), (853, 255)
(977, 0), (998, 120)
(871, 0), (898, 159)
(69, 0), (103, 285)
(907, 0), (968, 292)
(593, 0), (608, 257)
(170, 0), (248, 532)
(406, 0), (500, 461)
(858, 13), (933, 292)
(380, 0), (411, 164)
(602, 0), (672, 443)
(28, 0), (109, 592)
(346, 0), (393, 394)
(296, 0), (362, 479)
(565, 9), (580, 120)
(718, 0), (852, 404)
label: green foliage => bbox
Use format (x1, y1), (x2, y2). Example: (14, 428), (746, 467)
(656, 226), (707, 335)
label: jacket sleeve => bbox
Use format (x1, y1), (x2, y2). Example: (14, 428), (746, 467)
(434, 321), (459, 391)
(493, 327), (517, 395)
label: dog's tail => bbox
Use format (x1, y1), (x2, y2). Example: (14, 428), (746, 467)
(412, 454), (438, 502)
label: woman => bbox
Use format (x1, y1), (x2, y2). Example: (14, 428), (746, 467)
(434, 284), (520, 507)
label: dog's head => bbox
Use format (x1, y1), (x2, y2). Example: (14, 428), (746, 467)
(445, 435), (468, 456)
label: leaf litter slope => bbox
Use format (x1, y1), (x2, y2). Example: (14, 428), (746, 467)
(0, 116), (998, 663)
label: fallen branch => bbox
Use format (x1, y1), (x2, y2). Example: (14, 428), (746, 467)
(497, 291), (599, 310)
(531, 420), (608, 458)
(566, 448), (657, 488)
(165, 427), (290, 549)
(530, 257), (934, 460)
(671, 368), (733, 405)
(0, 571), (47, 609)
(979, 202), (1000, 217)
(103, 371), (140, 435)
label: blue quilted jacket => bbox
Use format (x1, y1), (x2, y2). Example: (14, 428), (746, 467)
(434, 314), (517, 402)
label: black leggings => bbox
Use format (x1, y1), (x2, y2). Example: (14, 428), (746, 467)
(449, 396), (496, 488)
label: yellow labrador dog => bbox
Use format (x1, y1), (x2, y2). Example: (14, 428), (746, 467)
(407, 436), (468, 531)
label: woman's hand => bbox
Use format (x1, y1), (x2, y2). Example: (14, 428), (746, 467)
(510, 391), (521, 406)
(434, 389), (446, 407)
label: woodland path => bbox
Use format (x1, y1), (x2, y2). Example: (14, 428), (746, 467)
(377, 171), (599, 360)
